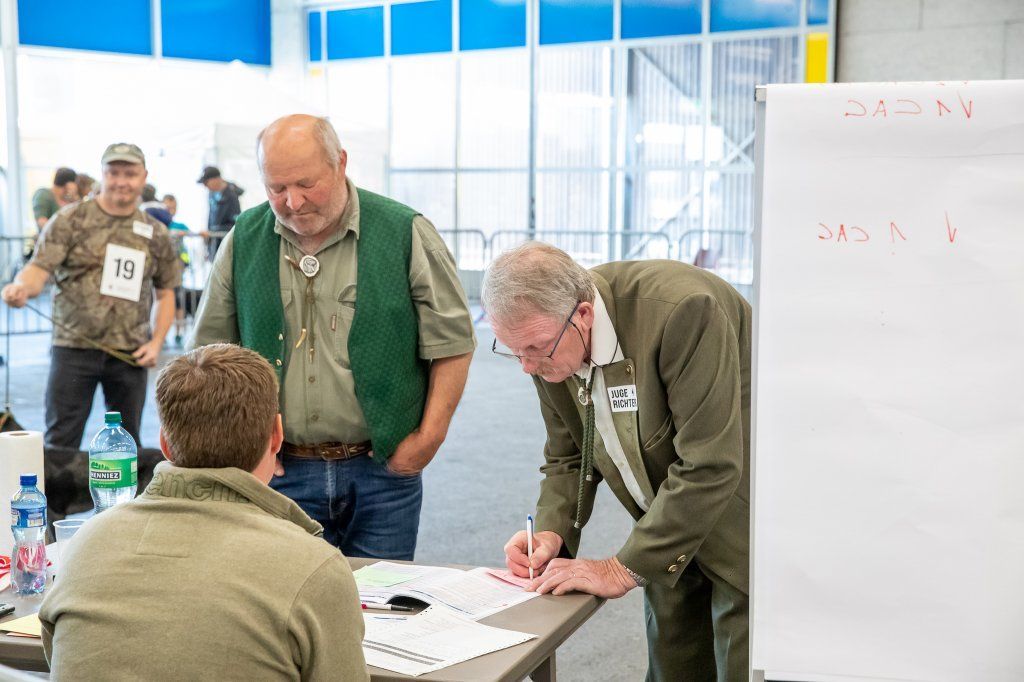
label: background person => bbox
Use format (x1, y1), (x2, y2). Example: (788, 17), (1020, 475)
(197, 165), (243, 260)
(189, 114), (475, 560)
(31, 167), (78, 231)
(1, 143), (180, 449)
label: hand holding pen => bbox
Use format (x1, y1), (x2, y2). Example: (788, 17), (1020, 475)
(503, 523), (564, 583)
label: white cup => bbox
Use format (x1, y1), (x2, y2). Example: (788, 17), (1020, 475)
(52, 519), (86, 576)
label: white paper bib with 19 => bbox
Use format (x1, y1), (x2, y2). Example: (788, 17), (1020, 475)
(100, 244), (146, 302)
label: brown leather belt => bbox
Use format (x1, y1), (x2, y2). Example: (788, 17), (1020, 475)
(281, 441), (373, 461)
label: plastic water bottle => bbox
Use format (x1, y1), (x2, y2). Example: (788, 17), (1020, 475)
(10, 474), (47, 595)
(88, 412), (138, 513)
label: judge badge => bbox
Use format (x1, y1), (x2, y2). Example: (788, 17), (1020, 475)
(299, 255), (320, 278)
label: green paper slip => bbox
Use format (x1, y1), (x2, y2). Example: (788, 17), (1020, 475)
(354, 566), (417, 588)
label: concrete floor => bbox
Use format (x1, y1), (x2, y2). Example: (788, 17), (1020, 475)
(2, 318), (649, 681)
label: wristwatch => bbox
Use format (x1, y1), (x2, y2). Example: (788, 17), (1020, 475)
(623, 564), (649, 588)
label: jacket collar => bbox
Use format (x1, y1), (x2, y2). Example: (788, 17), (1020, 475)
(142, 461), (324, 537)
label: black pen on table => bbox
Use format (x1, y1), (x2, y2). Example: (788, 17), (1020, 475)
(361, 603), (414, 612)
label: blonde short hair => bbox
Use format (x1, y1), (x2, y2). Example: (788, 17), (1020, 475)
(155, 344), (279, 471)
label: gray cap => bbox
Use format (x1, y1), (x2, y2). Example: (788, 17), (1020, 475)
(101, 142), (146, 167)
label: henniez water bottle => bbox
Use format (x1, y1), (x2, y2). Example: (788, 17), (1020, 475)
(11, 474), (47, 595)
(89, 412), (138, 513)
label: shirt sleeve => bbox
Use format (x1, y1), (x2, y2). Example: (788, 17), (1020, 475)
(29, 210), (74, 274)
(186, 229), (240, 349)
(408, 216), (477, 360)
(288, 553), (369, 682)
(32, 189), (54, 221)
(151, 226), (183, 290)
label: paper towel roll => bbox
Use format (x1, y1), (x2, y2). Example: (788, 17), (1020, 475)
(0, 431), (46, 555)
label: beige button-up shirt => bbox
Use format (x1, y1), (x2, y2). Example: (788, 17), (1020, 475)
(189, 179), (477, 445)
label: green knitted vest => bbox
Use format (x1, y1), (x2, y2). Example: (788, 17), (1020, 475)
(232, 189), (428, 462)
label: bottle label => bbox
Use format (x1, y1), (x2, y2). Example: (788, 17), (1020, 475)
(89, 457), (138, 489)
(10, 507), (45, 528)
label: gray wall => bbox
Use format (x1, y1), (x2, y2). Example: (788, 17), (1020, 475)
(837, 0), (1024, 81)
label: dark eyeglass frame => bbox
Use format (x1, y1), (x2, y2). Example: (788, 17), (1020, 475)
(492, 301), (581, 362)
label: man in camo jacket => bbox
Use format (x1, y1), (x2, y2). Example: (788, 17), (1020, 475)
(2, 143), (180, 449)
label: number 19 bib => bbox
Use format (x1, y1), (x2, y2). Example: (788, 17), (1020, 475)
(100, 244), (147, 302)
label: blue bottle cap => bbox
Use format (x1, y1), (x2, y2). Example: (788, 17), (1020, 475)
(104, 411), (122, 425)
(19, 474), (36, 487)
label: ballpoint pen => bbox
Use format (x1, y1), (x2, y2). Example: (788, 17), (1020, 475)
(526, 514), (535, 580)
(361, 603), (414, 612)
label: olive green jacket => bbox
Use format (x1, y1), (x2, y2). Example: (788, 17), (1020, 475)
(533, 260), (751, 591)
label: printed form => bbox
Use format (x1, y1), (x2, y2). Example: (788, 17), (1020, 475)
(357, 562), (539, 620)
(362, 606), (536, 677)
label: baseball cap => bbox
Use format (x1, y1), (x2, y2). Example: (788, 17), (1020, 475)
(197, 166), (221, 184)
(101, 142), (146, 167)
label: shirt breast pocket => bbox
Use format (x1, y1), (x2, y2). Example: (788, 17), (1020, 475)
(334, 297), (356, 369)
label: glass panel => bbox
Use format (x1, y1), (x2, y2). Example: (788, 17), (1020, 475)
(459, 51), (530, 169)
(710, 0), (800, 32)
(696, 169), (755, 288)
(627, 169), (703, 239)
(459, 0), (526, 51)
(391, 0), (452, 56)
(808, 0), (829, 25)
(161, 0), (271, 65)
(18, 0), (152, 55)
(625, 43), (704, 168)
(389, 172), (455, 229)
(325, 60), (389, 192)
(621, 0), (702, 40)
(535, 171), (610, 231)
(326, 7), (384, 60)
(711, 37), (800, 168)
(536, 47), (612, 168)
(308, 12), (322, 63)
(391, 55), (456, 168)
(539, 0), (613, 46)
(457, 171), (528, 237)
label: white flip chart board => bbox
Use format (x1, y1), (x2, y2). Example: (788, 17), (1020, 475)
(752, 81), (1024, 682)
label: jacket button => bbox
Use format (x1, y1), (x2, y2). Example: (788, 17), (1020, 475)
(278, 333), (284, 341)
(275, 359), (282, 366)
(677, 554), (686, 563)
(667, 564), (678, 573)
(625, 365), (632, 375)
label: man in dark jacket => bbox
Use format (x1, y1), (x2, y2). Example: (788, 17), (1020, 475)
(197, 165), (243, 260)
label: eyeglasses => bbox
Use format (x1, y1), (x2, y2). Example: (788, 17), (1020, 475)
(492, 302), (581, 362)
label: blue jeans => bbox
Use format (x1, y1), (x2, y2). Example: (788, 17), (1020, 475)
(271, 454), (423, 560)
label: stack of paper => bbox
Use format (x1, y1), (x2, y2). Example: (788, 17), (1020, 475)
(355, 562), (539, 620)
(0, 614), (41, 638)
(362, 606), (535, 677)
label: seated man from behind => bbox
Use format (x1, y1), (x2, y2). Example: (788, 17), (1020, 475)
(40, 344), (369, 681)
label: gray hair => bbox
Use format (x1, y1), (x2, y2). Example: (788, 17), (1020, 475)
(482, 241), (595, 323)
(256, 115), (343, 172)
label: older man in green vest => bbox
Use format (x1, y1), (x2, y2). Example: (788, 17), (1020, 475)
(189, 114), (475, 560)
(486, 242), (750, 682)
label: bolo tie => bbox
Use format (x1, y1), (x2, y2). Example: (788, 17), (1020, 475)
(284, 253), (321, 363)
(572, 367), (597, 529)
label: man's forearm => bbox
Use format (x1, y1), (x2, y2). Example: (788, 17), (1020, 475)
(419, 352), (472, 444)
(15, 263), (50, 298)
(150, 289), (176, 343)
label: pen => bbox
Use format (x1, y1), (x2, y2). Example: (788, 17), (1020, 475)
(361, 603), (414, 612)
(526, 514), (535, 580)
